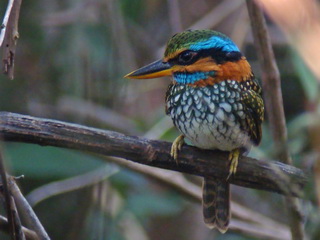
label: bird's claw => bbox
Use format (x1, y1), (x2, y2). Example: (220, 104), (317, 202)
(227, 149), (240, 180)
(170, 135), (185, 164)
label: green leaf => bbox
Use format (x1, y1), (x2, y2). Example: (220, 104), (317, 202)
(4, 143), (105, 179)
(128, 191), (183, 218)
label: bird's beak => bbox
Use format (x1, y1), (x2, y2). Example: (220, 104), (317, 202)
(124, 59), (173, 79)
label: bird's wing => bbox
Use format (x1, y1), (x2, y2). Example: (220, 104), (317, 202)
(240, 79), (264, 146)
(165, 83), (175, 115)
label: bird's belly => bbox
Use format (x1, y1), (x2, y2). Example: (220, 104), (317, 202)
(166, 82), (251, 151)
(174, 115), (250, 151)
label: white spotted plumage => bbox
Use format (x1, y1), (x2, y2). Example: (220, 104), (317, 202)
(166, 80), (252, 151)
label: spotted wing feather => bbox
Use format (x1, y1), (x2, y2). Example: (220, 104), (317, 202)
(240, 78), (264, 145)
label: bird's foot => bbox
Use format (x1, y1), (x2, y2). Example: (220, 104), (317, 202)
(227, 149), (240, 180)
(170, 135), (185, 164)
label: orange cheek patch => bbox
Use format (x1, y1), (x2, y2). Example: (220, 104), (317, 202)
(171, 56), (253, 87)
(188, 57), (253, 86)
(215, 57), (252, 82)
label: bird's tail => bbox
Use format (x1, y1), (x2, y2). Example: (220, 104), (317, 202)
(202, 177), (230, 233)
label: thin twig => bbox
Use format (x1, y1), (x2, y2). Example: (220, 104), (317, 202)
(10, 196), (26, 240)
(0, 0), (14, 46)
(246, 1), (289, 161)
(0, 112), (307, 196)
(9, 178), (50, 240)
(105, 156), (290, 239)
(246, 1), (306, 239)
(256, 0), (320, 80)
(0, 215), (39, 240)
(230, 219), (290, 240)
(0, 147), (16, 239)
(26, 165), (119, 206)
(0, 0), (23, 79)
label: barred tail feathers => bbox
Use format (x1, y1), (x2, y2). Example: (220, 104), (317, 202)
(202, 177), (230, 233)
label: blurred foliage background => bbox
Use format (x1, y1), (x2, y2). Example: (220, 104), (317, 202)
(0, 0), (319, 239)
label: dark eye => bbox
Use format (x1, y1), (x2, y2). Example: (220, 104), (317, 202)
(178, 51), (197, 64)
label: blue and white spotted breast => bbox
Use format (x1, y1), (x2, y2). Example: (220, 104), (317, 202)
(165, 80), (259, 151)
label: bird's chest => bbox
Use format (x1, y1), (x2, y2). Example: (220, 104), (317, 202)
(165, 81), (250, 151)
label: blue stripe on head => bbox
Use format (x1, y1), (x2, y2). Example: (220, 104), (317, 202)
(189, 35), (240, 52)
(173, 71), (215, 84)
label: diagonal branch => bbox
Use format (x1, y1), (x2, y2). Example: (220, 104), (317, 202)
(0, 215), (39, 240)
(0, 0), (23, 79)
(0, 147), (17, 239)
(9, 195), (25, 240)
(9, 177), (50, 240)
(0, 112), (308, 197)
(26, 166), (119, 207)
(105, 156), (291, 239)
(247, 1), (306, 239)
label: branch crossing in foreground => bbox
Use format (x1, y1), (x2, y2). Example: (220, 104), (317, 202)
(0, 112), (308, 196)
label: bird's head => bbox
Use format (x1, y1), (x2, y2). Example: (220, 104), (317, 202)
(125, 30), (252, 86)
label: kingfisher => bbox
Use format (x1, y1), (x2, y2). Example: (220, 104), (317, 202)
(125, 30), (264, 233)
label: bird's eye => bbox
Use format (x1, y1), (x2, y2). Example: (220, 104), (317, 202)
(178, 51), (197, 64)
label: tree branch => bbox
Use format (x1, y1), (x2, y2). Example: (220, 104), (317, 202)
(9, 177), (50, 240)
(0, 112), (307, 197)
(247, 1), (306, 239)
(105, 156), (291, 239)
(0, 215), (39, 240)
(0, 147), (17, 239)
(0, 0), (23, 79)
(26, 166), (118, 207)
(247, 1), (289, 162)
(9, 195), (26, 240)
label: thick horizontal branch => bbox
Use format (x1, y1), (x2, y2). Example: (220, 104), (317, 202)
(0, 112), (308, 196)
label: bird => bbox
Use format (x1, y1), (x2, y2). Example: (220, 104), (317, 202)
(125, 29), (264, 233)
